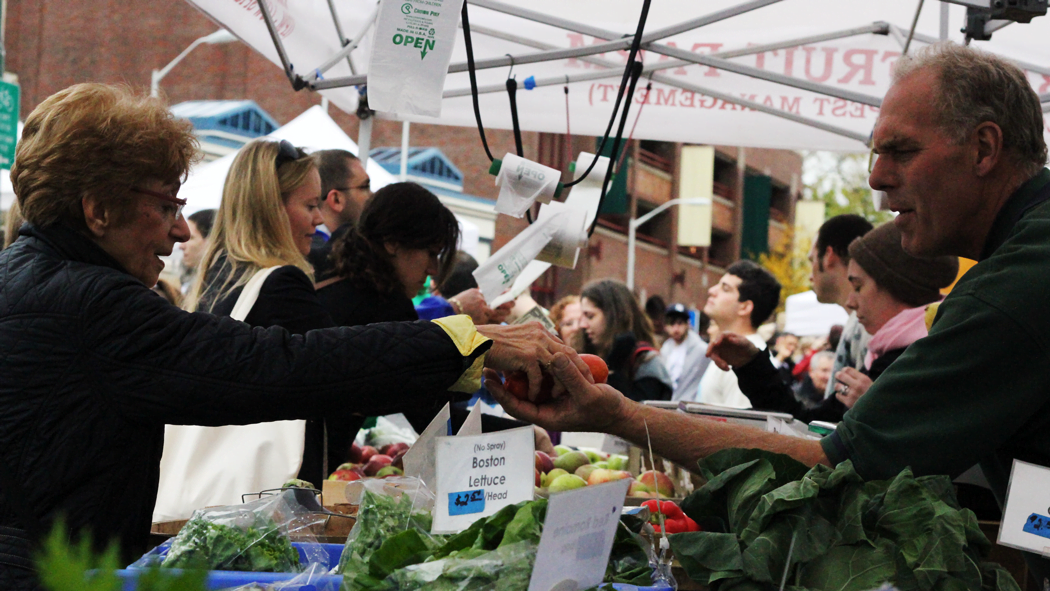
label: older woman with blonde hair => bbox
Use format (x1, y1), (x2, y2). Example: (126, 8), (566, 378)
(0, 83), (576, 590)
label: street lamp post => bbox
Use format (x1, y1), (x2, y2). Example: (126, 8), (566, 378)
(151, 30), (238, 98)
(626, 197), (711, 290)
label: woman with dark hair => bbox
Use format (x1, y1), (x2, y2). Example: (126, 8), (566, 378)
(576, 279), (672, 402)
(316, 182), (459, 326)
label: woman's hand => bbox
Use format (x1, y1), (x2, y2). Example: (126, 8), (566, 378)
(706, 332), (762, 370)
(477, 323), (591, 401)
(834, 368), (872, 408)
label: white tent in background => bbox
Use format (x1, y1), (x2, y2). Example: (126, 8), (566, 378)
(180, 105), (481, 256)
(181, 105), (397, 216)
(782, 290), (849, 338)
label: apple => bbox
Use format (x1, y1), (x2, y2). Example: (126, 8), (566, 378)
(328, 469), (362, 482)
(607, 455), (628, 470)
(586, 469), (633, 486)
(627, 480), (651, 496)
(639, 470), (676, 497)
(535, 451), (554, 474)
(553, 445), (572, 457)
(536, 469), (542, 487)
(391, 449), (408, 470)
(380, 442), (410, 457)
(363, 454), (393, 476)
(583, 450), (608, 463)
(548, 474), (588, 493)
(592, 461), (609, 469)
(375, 466), (403, 478)
(553, 451), (590, 474)
(542, 468), (568, 488)
(348, 442), (364, 463)
(335, 462), (356, 472)
(358, 445), (378, 465)
(575, 464), (600, 481)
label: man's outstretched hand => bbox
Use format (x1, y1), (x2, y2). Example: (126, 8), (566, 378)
(707, 332), (762, 370)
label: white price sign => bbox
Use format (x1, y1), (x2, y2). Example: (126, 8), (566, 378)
(432, 426), (534, 533)
(528, 479), (631, 591)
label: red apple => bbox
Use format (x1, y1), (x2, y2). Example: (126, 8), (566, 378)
(536, 469), (542, 487)
(639, 470), (676, 497)
(363, 454), (393, 476)
(348, 442), (364, 463)
(391, 449), (408, 470)
(358, 445), (378, 465)
(535, 451), (554, 474)
(328, 469), (362, 482)
(380, 442), (410, 457)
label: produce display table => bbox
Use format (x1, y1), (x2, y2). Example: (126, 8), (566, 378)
(115, 542), (676, 591)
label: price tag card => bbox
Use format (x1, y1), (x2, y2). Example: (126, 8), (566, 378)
(999, 460), (1050, 555)
(528, 479), (631, 591)
(402, 403), (452, 490)
(432, 426), (534, 533)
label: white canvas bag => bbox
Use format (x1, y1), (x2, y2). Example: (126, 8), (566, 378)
(152, 266), (307, 522)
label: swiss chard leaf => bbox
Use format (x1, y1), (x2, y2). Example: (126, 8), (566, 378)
(668, 531), (743, 584)
(797, 540), (898, 591)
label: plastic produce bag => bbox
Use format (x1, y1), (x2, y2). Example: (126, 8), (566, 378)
(334, 477), (443, 589)
(369, 540), (537, 591)
(218, 563), (334, 590)
(157, 489), (329, 572)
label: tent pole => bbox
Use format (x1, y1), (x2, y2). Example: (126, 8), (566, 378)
(905, 27), (1050, 75)
(256, 0), (306, 90)
(307, 1), (381, 82)
(324, 0), (358, 76)
(400, 121), (410, 182)
(940, 1), (950, 39)
(358, 116), (373, 168)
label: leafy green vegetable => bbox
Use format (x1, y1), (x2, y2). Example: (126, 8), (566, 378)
(364, 541), (538, 591)
(670, 449), (1021, 591)
(336, 488), (443, 588)
(161, 514), (299, 572)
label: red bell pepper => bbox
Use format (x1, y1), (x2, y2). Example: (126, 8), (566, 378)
(641, 499), (700, 533)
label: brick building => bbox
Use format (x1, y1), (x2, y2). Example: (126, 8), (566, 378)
(4, 0), (802, 312)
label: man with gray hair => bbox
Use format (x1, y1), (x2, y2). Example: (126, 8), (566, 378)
(488, 42), (1050, 586)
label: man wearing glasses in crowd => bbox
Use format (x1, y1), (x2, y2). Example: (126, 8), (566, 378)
(308, 149), (372, 281)
(492, 42), (1050, 586)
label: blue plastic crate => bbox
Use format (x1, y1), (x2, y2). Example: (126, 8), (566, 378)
(115, 542), (673, 591)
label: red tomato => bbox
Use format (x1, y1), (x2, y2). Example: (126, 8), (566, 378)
(580, 354), (609, 384)
(503, 371), (553, 403)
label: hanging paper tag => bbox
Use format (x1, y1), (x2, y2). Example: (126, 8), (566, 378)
(528, 479), (631, 591)
(367, 0), (465, 116)
(494, 154), (561, 218)
(432, 426), (534, 533)
(998, 460), (1050, 555)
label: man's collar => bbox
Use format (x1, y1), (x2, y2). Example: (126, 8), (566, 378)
(979, 168), (1050, 261)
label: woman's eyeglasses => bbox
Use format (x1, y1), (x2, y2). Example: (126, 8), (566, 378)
(131, 187), (187, 221)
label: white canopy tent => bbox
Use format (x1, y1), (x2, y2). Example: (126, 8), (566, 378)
(782, 290), (850, 337)
(182, 0), (1050, 152)
(180, 105), (481, 255)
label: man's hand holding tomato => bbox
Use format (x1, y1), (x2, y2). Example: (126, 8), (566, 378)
(487, 352), (630, 434)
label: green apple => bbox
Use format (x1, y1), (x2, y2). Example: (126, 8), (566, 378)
(553, 445), (572, 457)
(542, 468), (569, 488)
(627, 480), (651, 496)
(575, 464), (600, 481)
(548, 474), (587, 493)
(607, 455), (627, 470)
(592, 461), (609, 469)
(583, 450), (608, 463)
(553, 451), (590, 474)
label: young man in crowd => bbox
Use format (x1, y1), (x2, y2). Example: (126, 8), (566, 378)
(769, 331), (798, 384)
(692, 260), (781, 407)
(308, 149), (372, 281)
(489, 42), (1050, 585)
(660, 303), (710, 402)
(807, 214), (875, 397)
